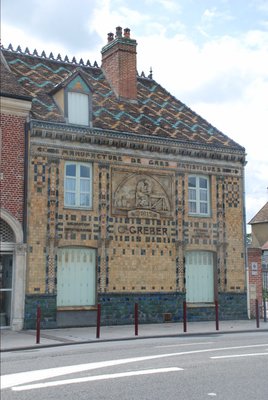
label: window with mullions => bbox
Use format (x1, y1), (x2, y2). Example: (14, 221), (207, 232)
(64, 163), (92, 208)
(188, 175), (210, 216)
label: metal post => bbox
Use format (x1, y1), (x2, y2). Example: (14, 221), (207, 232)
(96, 303), (101, 338)
(256, 299), (260, 328)
(183, 301), (187, 333)
(36, 305), (41, 344)
(134, 303), (138, 336)
(215, 300), (219, 331)
(263, 298), (267, 323)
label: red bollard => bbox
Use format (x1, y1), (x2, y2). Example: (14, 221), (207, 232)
(183, 301), (187, 333)
(215, 300), (219, 331)
(256, 299), (260, 328)
(263, 297), (267, 323)
(96, 303), (101, 338)
(134, 303), (138, 336)
(36, 305), (41, 344)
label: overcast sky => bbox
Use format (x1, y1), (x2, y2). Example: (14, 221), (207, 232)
(2, 0), (268, 231)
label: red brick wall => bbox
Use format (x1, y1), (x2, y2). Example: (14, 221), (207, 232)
(102, 40), (137, 100)
(0, 112), (26, 223)
(248, 247), (263, 317)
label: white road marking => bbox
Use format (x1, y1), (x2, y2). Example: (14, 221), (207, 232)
(155, 341), (215, 348)
(2, 343), (268, 389)
(211, 352), (268, 359)
(12, 367), (183, 392)
(208, 393), (217, 396)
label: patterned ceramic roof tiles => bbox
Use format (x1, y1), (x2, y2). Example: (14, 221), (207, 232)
(0, 52), (32, 99)
(2, 46), (245, 151)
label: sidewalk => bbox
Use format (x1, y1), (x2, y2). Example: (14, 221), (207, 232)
(1, 319), (267, 352)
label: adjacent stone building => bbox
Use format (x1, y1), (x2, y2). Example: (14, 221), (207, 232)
(1, 27), (248, 329)
(247, 202), (268, 318)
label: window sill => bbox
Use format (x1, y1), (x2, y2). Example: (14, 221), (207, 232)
(63, 206), (93, 211)
(57, 306), (97, 311)
(186, 302), (215, 308)
(188, 214), (211, 218)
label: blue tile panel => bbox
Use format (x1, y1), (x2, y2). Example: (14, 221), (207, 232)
(24, 294), (57, 329)
(23, 292), (247, 328)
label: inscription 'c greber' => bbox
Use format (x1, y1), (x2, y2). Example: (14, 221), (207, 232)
(118, 225), (168, 236)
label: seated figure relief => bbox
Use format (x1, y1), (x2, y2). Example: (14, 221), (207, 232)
(113, 174), (171, 215)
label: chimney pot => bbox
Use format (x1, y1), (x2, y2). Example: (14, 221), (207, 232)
(124, 28), (130, 38)
(107, 32), (114, 43)
(115, 26), (122, 38)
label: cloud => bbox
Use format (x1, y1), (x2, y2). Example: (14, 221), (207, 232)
(256, 0), (268, 12)
(247, 169), (268, 213)
(202, 7), (234, 21)
(154, 0), (181, 12)
(2, 0), (102, 52)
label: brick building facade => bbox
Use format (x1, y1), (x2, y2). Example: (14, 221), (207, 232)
(1, 28), (248, 329)
(0, 52), (32, 329)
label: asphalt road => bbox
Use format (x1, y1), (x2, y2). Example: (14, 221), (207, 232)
(1, 332), (268, 400)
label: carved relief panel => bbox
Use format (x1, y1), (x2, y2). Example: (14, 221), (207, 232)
(112, 169), (174, 218)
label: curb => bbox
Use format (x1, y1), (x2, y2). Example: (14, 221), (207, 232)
(1, 327), (268, 353)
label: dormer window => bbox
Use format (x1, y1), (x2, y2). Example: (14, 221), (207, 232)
(66, 75), (92, 126)
(51, 71), (93, 127)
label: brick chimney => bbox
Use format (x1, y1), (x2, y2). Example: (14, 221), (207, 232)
(101, 27), (137, 101)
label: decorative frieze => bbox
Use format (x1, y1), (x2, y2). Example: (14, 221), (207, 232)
(30, 120), (246, 165)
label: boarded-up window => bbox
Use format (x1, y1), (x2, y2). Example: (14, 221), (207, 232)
(68, 92), (89, 125)
(185, 251), (214, 303)
(57, 248), (96, 307)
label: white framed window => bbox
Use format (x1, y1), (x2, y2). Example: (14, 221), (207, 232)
(68, 92), (89, 125)
(64, 162), (92, 208)
(188, 175), (210, 216)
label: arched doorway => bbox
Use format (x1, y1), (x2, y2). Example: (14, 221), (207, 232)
(0, 209), (26, 330)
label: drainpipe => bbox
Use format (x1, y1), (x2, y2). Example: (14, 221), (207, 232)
(242, 160), (250, 319)
(246, 264), (250, 319)
(23, 120), (30, 242)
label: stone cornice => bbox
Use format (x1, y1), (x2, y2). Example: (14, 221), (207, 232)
(1, 96), (32, 116)
(30, 119), (246, 165)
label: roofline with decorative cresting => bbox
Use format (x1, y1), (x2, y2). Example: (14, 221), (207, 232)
(1, 44), (152, 78)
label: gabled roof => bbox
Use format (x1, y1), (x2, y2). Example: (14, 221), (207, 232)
(50, 67), (94, 94)
(1, 45), (245, 152)
(262, 240), (268, 251)
(249, 202), (268, 224)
